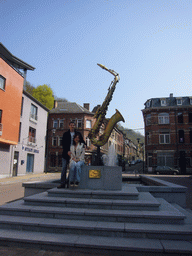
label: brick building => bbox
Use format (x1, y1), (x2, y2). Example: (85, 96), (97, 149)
(46, 101), (94, 172)
(46, 100), (132, 171)
(142, 93), (192, 174)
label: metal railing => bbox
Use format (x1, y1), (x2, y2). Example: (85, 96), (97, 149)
(28, 136), (36, 145)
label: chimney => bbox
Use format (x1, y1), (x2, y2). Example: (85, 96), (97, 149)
(83, 103), (90, 111)
(170, 93), (173, 98)
(54, 100), (58, 108)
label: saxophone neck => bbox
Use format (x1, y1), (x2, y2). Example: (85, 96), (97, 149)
(97, 63), (120, 81)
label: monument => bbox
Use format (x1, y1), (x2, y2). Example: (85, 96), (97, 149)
(79, 64), (125, 190)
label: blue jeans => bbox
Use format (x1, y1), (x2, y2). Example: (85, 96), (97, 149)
(69, 161), (84, 183)
(61, 158), (68, 185)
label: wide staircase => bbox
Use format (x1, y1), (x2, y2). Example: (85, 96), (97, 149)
(0, 184), (191, 255)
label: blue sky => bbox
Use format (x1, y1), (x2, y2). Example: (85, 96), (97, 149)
(1, 0), (192, 134)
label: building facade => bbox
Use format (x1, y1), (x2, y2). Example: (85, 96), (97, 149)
(47, 100), (137, 171)
(0, 43), (35, 178)
(142, 93), (192, 174)
(12, 90), (49, 176)
(47, 101), (94, 172)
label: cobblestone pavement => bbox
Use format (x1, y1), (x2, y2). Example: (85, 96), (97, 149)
(0, 246), (107, 256)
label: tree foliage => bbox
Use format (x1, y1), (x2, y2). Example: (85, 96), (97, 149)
(32, 84), (54, 110)
(117, 124), (144, 145)
(24, 81), (35, 95)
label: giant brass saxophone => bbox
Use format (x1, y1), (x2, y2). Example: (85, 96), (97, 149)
(88, 64), (125, 147)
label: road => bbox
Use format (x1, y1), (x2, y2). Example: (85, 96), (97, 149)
(124, 162), (192, 210)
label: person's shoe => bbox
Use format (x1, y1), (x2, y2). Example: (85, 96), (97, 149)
(75, 182), (79, 186)
(57, 184), (65, 189)
(70, 182), (74, 185)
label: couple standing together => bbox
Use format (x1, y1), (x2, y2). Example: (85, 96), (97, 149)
(57, 121), (85, 189)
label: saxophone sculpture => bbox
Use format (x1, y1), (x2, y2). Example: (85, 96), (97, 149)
(88, 64), (125, 147)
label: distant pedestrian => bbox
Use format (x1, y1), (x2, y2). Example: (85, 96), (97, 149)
(57, 121), (84, 188)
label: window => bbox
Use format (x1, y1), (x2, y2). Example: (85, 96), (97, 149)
(159, 133), (170, 144)
(52, 137), (57, 146)
(21, 97), (24, 116)
(18, 122), (22, 142)
(190, 99), (192, 105)
(53, 120), (58, 128)
(0, 110), (2, 123)
(178, 113), (183, 123)
(86, 120), (91, 129)
(146, 114), (151, 126)
(50, 154), (56, 167)
(189, 113), (192, 123)
(77, 119), (82, 129)
(177, 99), (182, 105)
(0, 75), (6, 90)
(86, 137), (91, 147)
(190, 129), (192, 144)
(158, 113), (169, 124)
(59, 136), (63, 146)
(179, 130), (184, 143)
(157, 154), (174, 167)
(146, 132), (151, 145)
(146, 100), (151, 108)
(58, 154), (62, 167)
(0, 110), (2, 136)
(59, 119), (64, 129)
(28, 127), (36, 144)
(30, 104), (38, 121)
(161, 99), (166, 106)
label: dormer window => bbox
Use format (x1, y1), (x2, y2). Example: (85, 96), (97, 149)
(161, 99), (166, 106)
(146, 100), (151, 108)
(177, 98), (182, 105)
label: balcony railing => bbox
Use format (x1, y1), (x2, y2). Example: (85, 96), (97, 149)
(0, 123), (2, 136)
(28, 136), (36, 146)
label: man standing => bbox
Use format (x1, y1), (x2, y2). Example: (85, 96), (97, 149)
(57, 121), (84, 188)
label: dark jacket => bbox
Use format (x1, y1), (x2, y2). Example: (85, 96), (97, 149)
(62, 130), (85, 162)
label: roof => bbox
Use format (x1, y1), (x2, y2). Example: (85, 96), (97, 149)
(50, 101), (94, 115)
(23, 90), (49, 112)
(143, 95), (192, 110)
(0, 43), (35, 71)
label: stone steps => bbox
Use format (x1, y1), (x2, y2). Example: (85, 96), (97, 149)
(0, 197), (186, 224)
(0, 229), (192, 255)
(24, 191), (161, 211)
(0, 214), (191, 240)
(47, 186), (140, 200)
(0, 186), (191, 254)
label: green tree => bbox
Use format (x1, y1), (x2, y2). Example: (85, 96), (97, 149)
(24, 81), (35, 95)
(32, 84), (54, 110)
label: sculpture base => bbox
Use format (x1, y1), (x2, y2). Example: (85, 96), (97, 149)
(79, 165), (122, 191)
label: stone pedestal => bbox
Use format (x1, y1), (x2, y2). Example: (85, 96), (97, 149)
(79, 165), (122, 191)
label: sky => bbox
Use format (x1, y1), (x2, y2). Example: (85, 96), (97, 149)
(1, 0), (192, 135)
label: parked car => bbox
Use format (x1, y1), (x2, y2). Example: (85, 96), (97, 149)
(155, 166), (179, 175)
(130, 160), (136, 166)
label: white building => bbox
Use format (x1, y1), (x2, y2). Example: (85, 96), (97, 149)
(12, 90), (49, 177)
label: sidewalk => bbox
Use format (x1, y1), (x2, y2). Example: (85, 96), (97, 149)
(0, 172), (61, 206)
(0, 172), (61, 185)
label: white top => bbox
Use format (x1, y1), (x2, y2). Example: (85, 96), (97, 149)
(70, 143), (85, 162)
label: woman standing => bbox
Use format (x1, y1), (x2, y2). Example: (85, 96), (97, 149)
(69, 134), (85, 186)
